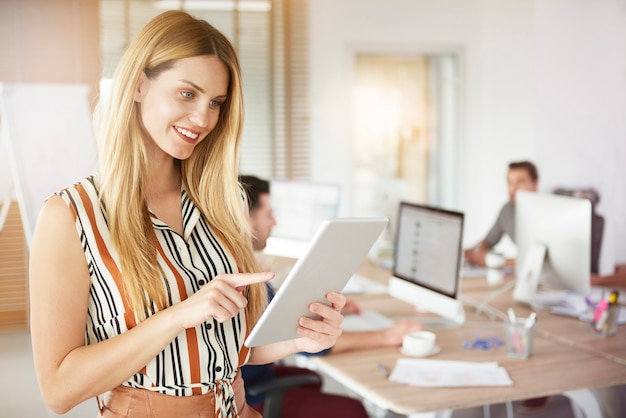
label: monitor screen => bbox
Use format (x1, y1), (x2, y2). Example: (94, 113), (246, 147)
(269, 180), (341, 241)
(514, 191), (591, 302)
(392, 202), (464, 299)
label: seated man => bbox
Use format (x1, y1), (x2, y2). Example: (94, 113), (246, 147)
(465, 160), (539, 267)
(239, 175), (424, 417)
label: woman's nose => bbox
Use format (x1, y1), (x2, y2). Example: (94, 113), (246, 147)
(189, 105), (211, 128)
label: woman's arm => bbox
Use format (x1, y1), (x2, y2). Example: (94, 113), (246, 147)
(30, 196), (272, 414)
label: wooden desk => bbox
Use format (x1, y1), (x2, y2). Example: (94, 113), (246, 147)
(269, 254), (626, 415)
(466, 280), (626, 366)
(314, 327), (626, 415)
(312, 279), (626, 415)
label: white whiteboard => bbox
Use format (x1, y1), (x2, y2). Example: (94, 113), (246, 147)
(0, 83), (97, 248)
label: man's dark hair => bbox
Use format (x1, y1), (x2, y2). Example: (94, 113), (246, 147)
(238, 175), (270, 211)
(508, 161), (539, 182)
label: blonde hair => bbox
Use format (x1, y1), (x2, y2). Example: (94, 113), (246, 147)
(93, 10), (266, 323)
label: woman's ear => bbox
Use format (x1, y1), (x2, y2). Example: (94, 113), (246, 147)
(134, 72), (148, 102)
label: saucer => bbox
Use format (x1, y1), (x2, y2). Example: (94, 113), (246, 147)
(400, 345), (440, 358)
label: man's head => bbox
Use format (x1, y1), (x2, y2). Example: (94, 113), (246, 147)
(507, 161), (539, 204)
(239, 175), (276, 251)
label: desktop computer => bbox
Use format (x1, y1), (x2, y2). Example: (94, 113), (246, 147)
(513, 190), (592, 308)
(269, 179), (341, 241)
(264, 179), (341, 258)
(387, 201), (466, 327)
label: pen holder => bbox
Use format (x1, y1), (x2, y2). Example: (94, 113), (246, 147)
(504, 318), (536, 359)
(591, 303), (619, 337)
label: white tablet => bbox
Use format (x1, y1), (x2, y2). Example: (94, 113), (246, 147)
(244, 217), (388, 347)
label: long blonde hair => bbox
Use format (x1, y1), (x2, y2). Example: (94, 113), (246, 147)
(92, 10), (266, 323)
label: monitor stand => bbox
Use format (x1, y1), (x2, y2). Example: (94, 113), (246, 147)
(513, 242), (547, 304)
(388, 276), (466, 327)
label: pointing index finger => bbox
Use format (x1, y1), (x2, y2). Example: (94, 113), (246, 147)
(225, 272), (274, 290)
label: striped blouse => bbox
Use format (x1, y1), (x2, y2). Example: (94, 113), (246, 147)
(57, 177), (250, 415)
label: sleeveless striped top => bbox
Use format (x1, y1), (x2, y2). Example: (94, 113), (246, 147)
(57, 177), (251, 415)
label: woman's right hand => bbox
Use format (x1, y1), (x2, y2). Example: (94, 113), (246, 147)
(173, 272), (274, 329)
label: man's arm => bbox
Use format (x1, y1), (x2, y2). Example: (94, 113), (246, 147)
(330, 319), (424, 354)
(465, 203), (511, 267)
(591, 271), (626, 289)
(464, 241), (490, 267)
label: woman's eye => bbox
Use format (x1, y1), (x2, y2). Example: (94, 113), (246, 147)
(209, 100), (223, 109)
(181, 91), (194, 99)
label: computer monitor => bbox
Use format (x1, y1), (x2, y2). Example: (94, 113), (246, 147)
(388, 201), (466, 326)
(269, 179), (341, 240)
(513, 190), (591, 304)
(264, 180), (341, 258)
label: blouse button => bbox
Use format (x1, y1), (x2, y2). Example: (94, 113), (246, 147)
(216, 366), (222, 373)
(205, 323), (212, 330)
(198, 279), (206, 286)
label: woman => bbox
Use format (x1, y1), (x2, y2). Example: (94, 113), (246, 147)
(29, 10), (345, 418)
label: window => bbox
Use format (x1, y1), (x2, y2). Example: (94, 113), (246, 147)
(351, 52), (461, 246)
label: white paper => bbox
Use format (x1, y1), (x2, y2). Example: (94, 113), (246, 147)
(389, 359), (513, 387)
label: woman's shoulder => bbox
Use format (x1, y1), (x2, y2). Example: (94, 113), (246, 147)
(40, 175), (103, 233)
(54, 175), (99, 200)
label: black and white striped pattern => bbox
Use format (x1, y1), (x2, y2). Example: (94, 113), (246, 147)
(57, 177), (249, 403)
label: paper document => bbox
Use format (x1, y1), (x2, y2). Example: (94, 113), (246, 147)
(389, 359), (513, 387)
(546, 287), (626, 325)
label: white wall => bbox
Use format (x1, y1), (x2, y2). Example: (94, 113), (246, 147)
(534, 0), (626, 272)
(308, 0), (626, 271)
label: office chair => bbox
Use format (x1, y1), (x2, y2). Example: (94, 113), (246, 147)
(245, 373), (321, 418)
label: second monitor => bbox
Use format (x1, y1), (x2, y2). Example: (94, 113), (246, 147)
(513, 190), (591, 305)
(388, 201), (466, 326)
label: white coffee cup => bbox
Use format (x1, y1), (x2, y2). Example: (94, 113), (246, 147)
(486, 268), (505, 284)
(485, 251), (505, 269)
(402, 331), (436, 356)
(485, 251), (506, 284)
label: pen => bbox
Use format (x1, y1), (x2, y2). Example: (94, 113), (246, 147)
(377, 362), (390, 378)
(507, 308), (517, 324)
(524, 312), (537, 328)
(602, 290), (620, 334)
(593, 298), (609, 331)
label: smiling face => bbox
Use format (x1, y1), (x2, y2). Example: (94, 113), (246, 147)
(134, 55), (230, 161)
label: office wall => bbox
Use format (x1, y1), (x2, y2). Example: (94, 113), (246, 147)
(308, 0), (626, 271)
(0, 0), (100, 198)
(0, 0), (100, 330)
(0, 0), (623, 269)
(534, 0), (626, 272)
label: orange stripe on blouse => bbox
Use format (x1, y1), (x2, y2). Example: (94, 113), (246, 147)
(75, 183), (137, 330)
(155, 242), (202, 395)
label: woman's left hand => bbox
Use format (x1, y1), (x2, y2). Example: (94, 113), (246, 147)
(293, 291), (346, 353)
